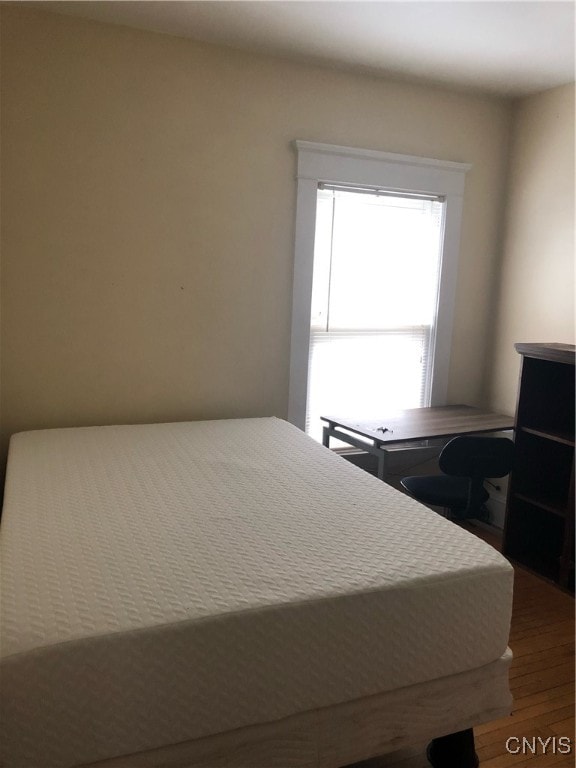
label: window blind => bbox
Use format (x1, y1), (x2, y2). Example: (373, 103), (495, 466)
(306, 186), (444, 440)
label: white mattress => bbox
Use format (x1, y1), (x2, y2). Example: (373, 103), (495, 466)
(0, 417), (513, 768)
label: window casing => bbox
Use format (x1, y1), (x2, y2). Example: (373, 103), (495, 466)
(288, 141), (470, 433)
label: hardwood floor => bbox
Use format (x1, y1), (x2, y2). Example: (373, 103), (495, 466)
(349, 522), (575, 768)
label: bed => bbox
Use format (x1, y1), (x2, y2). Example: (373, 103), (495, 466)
(0, 417), (513, 768)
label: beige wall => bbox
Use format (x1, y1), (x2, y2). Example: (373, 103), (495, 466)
(486, 84), (575, 415)
(0, 7), (512, 466)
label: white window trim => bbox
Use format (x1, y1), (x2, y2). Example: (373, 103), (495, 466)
(288, 140), (471, 430)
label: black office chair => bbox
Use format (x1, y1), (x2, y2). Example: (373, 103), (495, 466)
(400, 435), (515, 521)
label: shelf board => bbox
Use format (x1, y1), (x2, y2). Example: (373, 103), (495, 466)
(515, 342), (576, 365)
(519, 425), (575, 447)
(504, 548), (560, 582)
(512, 491), (568, 518)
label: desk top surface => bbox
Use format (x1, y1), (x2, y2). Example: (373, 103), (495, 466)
(321, 405), (514, 445)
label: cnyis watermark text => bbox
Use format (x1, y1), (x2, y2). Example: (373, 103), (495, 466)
(505, 736), (573, 755)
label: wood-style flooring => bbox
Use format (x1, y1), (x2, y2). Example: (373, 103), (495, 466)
(349, 522), (575, 768)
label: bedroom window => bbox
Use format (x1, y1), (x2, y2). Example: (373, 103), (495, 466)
(288, 141), (471, 440)
(306, 185), (444, 440)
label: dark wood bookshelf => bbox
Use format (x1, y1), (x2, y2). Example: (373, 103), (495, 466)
(503, 343), (575, 592)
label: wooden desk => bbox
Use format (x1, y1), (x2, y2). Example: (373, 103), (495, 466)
(321, 405), (514, 480)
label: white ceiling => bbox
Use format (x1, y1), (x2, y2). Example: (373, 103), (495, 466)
(42, 1), (575, 96)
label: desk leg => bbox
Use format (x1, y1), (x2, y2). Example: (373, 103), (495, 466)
(377, 448), (387, 481)
(322, 426), (330, 448)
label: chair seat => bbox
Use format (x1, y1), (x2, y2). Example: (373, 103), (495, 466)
(400, 474), (489, 510)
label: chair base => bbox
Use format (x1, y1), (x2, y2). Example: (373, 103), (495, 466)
(444, 504), (489, 523)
